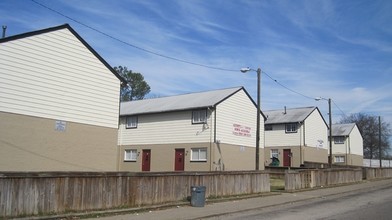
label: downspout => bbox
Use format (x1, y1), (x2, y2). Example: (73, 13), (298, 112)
(117, 117), (122, 171)
(302, 121), (305, 166)
(209, 107), (214, 171)
(212, 108), (217, 171)
(347, 135), (351, 166)
(116, 85), (122, 171)
(299, 122), (302, 166)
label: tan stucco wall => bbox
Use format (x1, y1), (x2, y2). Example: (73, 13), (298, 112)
(213, 143), (264, 171)
(0, 112), (118, 171)
(119, 142), (263, 172)
(265, 146), (328, 167)
(303, 146), (328, 164)
(333, 153), (363, 167)
(264, 146), (301, 167)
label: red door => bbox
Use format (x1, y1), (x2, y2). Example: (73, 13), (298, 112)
(283, 149), (291, 167)
(174, 149), (185, 171)
(142, 150), (151, 171)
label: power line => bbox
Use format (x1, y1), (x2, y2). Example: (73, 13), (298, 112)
(262, 70), (316, 100)
(332, 100), (348, 118)
(262, 70), (348, 118)
(31, 0), (349, 118)
(30, 0), (238, 72)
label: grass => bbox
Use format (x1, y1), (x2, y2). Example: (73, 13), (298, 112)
(270, 177), (285, 191)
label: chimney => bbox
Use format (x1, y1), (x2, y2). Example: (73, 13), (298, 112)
(2, 25), (7, 38)
(283, 106), (287, 114)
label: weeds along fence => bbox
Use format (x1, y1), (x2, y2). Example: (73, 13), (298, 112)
(285, 168), (363, 192)
(0, 171), (270, 218)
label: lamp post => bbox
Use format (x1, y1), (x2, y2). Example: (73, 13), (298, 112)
(240, 67), (261, 170)
(315, 97), (332, 168)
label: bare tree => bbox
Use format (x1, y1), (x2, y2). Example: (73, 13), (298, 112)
(340, 113), (391, 159)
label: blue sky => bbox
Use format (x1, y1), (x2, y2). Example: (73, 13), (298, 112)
(1, 0), (392, 131)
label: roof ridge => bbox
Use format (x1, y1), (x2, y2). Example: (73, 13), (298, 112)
(264, 106), (316, 112)
(121, 86), (243, 104)
(0, 23), (70, 43)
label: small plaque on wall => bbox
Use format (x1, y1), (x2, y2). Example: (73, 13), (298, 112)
(55, 120), (66, 132)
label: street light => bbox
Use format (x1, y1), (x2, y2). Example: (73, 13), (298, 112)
(240, 67), (261, 170)
(315, 97), (332, 168)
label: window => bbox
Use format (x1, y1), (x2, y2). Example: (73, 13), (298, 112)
(191, 148), (207, 161)
(334, 136), (345, 144)
(271, 149), (278, 158)
(335, 156), (345, 163)
(265, 124), (273, 131)
(126, 116), (138, 128)
(285, 123), (297, 133)
(192, 110), (207, 124)
(124, 149), (138, 161)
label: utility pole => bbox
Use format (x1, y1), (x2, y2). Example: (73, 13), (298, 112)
(379, 116), (382, 168)
(240, 67), (261, 170)
(328, 98), (332, 168)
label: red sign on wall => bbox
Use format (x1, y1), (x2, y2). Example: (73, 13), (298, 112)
(232, 124), (251, 137)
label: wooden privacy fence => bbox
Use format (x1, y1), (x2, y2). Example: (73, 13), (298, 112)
(363, 168), (392, 180)
(285, 168), (362, 191)
(0, 171), (270, 218)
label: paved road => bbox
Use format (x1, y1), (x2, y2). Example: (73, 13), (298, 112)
(208, 183), (392, 220)
(84, 179), (392, 220)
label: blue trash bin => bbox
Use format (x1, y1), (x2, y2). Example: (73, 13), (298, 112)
(190, 186), (206, 207)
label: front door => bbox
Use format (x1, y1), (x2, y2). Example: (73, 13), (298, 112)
(283, 149), (292, 167)
(174, 149), (185, 171)
(142, 150), (151, 171)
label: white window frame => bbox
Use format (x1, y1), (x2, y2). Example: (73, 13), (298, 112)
(285, 123), (297, 133)
(126, 116), (138, 129)
(191, 148), (207, 161)
(334, 136), (345, 144)
(334, 155), (345, 163)
(192, 110), (207, 124)
(124, 149), (138, 161)
(271, 149), (279, 158)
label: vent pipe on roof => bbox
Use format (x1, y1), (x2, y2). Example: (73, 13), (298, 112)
(2, 25), (6, 38)
(283, 106), (287, 114)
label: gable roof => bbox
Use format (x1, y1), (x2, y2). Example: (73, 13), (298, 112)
(264, 106), (320, 124)
(0, 23), (126, 84)
(120, 87), (266, 118)
(331, 123), (356, 136)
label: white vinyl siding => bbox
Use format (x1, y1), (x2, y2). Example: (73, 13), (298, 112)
(118, 110), (213, 145)
(265, 109), (328, 149)
(332, 125), (363, 156)
(265, 124), (302, 147)
(191, 148), (207, 161)
(304, 110), (328, 149)
(0, 28), (120, 128)
(215, 90), (262, 147)
(349, 126), (364, 156)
